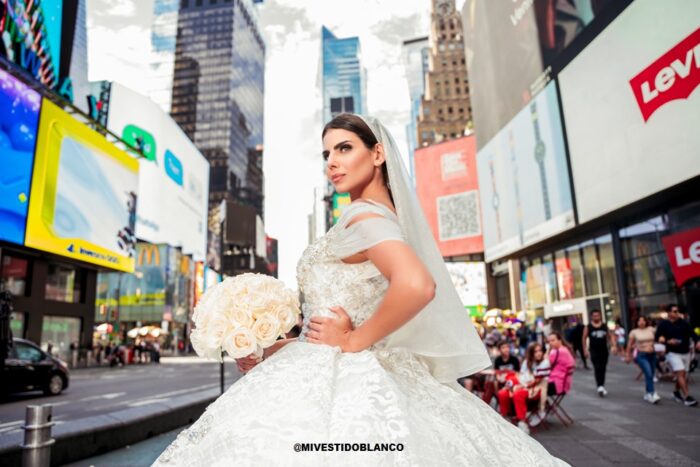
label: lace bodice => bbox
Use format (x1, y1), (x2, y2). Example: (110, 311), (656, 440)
(296, 200), (405, 348)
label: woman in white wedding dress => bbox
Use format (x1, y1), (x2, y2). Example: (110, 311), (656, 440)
(153, 114), (568, 466)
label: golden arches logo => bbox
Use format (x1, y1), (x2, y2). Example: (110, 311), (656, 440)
(138, 244), (161, 266)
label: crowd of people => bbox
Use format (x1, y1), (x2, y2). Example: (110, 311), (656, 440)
(460, 304), (698, 433)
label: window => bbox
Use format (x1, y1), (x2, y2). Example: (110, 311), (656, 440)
(1, 255), (29, 296)
(10, 312), (25, 338)
(13, 342), (43, 362)
(45, 264), (82, 303)
(448, 107), (453, 113)
(41, 316), (81, 361)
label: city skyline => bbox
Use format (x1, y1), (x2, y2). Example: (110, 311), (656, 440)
(87, 0), (441, 287)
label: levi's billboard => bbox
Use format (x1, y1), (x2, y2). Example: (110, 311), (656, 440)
(662, 227), (700, 287)
(559, 0), (700, 224)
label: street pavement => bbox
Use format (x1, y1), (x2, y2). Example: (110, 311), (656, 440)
(65, 354), (700, 466)
(536, 356), (700, 466)
(0, 356), (242, 443)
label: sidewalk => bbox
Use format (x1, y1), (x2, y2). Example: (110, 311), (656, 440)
(67, 356), (700, 466)
(535, 357), (700, 466)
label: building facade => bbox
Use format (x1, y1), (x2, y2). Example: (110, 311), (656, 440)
(171, 0), (265, 217)
(417, 0), (472, 148)
(321, 26), (367, 125)
(462, 0), (700, 333)
(150, 0), (180, 113)
(402, 36), (430, 184)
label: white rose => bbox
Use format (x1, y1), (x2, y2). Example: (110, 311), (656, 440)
(229, 305), (254, 328)
(223, 327), (258, 359)
(252, 314), (281, 348)
(190, 328), (222, 361)
(273, 305), (297, 334)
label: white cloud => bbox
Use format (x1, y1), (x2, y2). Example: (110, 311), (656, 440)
(106, 0), (137, 17)
(87, 24), (152, 95)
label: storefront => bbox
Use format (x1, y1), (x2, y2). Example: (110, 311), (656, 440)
(520, 232), (622, 330)
(1, 247), (98, 362)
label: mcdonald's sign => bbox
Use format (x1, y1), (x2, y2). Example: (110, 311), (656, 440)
(137, 243), (161, 266)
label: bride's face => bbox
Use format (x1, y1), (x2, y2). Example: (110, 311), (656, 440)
(322, 128), (381, 194)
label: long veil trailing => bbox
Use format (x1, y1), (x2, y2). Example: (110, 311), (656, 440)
(360, 116), (491, 383)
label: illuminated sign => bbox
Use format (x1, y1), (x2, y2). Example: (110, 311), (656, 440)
(25, 99), (139, 272)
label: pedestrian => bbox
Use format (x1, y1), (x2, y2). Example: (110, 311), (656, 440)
(655, 304), (697, 407)
(626, 315), (660, 404)
(516, 323), (530, 357)
(568, 318), (589, 369)
(153, 341), (161, 363)
(582, 309), (616, 397)
(614, 318), (626, 355)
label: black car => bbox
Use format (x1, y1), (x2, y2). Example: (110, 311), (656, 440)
(2, 338), (70, 396)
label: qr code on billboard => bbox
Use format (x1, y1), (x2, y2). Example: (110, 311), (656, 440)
(437, 191), (481, 241)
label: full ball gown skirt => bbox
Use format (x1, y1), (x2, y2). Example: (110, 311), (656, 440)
(153, 201), (568, 466)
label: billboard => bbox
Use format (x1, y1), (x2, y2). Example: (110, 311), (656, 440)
(462, 0), (616, 149)
(0, 1), (76, 101)
(476, 81), (575, 262)
(445, 261), (488, 307)
(25, 99), (138, 272)
(106, 83), (209, 260)
(415, 136), (483, 257)
(559, 0), (700, 223)
(0, 69), (41, 245)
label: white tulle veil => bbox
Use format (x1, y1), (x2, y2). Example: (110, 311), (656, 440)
(359, 115), (491, 383)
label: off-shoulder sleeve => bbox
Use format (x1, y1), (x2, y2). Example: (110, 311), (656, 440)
(329, 204), (406, 259)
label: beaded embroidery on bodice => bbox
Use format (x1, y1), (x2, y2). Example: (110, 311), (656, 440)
(295, 214), (391, 349)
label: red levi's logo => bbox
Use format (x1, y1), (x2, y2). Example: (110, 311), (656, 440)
(629, 27), (700, 122)
(662, 227), (700, 287)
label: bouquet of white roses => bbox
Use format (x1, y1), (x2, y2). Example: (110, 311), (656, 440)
(189, 273), (301, 362)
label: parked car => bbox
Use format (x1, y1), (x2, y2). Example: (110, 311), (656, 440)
(2, 338), (70, 396)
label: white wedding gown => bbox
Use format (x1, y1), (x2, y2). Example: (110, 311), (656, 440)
(154, 201), (567, 466)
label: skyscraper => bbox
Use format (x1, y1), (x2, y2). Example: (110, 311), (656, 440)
(321, 26), (367, 125)
(417, 0), (472, 147)
(150, 0), (179, 112)
(402, 36), (430, 184)
(171, 0), (265, 217)
(69, 0), (90, 112)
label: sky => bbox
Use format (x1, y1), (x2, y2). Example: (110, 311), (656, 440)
(86, 0), (464, 288)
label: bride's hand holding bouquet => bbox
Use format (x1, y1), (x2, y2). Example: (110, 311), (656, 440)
(189, 273), (301, 373)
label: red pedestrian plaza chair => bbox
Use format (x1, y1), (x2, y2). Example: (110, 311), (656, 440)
(526, 371), (575, 432)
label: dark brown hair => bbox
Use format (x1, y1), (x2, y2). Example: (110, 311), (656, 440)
(548, 331), (574, 355)
(525, 342), (543, 370)
(322, 113), (391, 197)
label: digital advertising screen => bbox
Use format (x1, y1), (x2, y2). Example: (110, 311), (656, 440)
(559, 0), (700, 223)
(415, 136), (483, 257)
(106, 83), (209, 261)
(0, 69), (41, 245)
(476, 81), (575, 262)
(25, 99), (139, 272)
(0, 1), (67, 91)
(462, 0), (616, 150)
(445, 261), (488, 308)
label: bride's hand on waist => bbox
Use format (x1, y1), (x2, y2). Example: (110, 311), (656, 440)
(305, 306), (355, 352)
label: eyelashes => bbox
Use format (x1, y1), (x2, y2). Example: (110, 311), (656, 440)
(322, 144), (352, 161)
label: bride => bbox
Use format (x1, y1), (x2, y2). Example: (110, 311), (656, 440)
(154, 114), (568, 466)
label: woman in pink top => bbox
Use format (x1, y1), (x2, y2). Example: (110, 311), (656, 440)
(546, 332), (576, 395)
